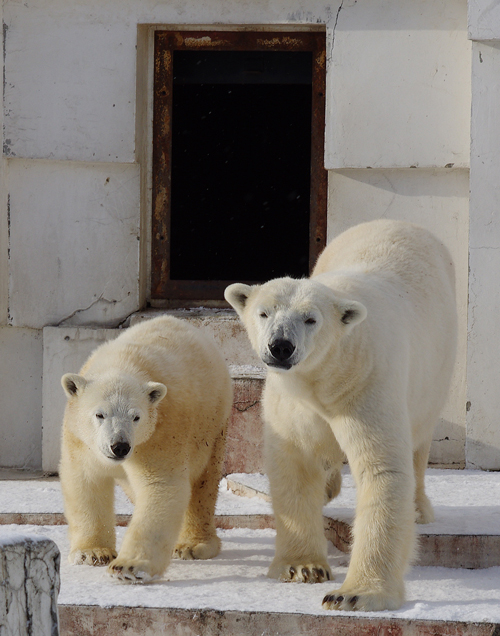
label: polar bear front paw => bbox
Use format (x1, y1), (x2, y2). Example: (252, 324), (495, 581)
(322, 586), (403, 611)
(70, 548), (117, 566)
(268, 560), (332, 583)
(108, 558), (159, 583)
(173, 535), (221, 560)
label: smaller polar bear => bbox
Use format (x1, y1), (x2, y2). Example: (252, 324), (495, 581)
(60, 316), (232, 583)
(225, 219), (457, 611)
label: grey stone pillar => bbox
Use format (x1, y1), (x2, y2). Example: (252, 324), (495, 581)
(0, 533), (60, 636)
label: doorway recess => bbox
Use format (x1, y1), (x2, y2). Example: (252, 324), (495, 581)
(152, 30), (327, 302)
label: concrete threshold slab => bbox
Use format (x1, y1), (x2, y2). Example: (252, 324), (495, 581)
(58, 605), (500, 636)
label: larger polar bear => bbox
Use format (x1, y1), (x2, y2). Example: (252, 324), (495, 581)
(60, 316), (232, 583)
(225, 219), (457, 611)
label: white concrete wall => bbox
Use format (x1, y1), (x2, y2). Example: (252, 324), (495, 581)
(7, 159), (140, 329)
(0, 0), (478, 469)
(0, 328), (42, 469)
(326, 0), (471, 169)
(467, 34), (500, 468)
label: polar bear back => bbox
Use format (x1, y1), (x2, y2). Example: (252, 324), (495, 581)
(313, 219), (455, 300)
(312, 219), (456, 444)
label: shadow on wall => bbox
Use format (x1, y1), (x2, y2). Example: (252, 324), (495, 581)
(465, 438), (500, 471)
(429, 419), (465, 467)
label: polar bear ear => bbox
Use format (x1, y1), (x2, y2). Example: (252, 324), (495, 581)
(61, 373), (87, 398)
(145, 381), (167, 405)
(224, 283), (254, 315)
(339, 300), (367, 330)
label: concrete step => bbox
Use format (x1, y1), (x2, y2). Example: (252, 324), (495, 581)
(1, 471), (500, 634)
(1, 469), (499, 569)
(4, 523), (500, 636)
(129, 307), (263, 370)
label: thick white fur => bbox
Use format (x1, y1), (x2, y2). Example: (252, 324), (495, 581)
(225, 219), (457, 611)
(60, 316), (232, 583)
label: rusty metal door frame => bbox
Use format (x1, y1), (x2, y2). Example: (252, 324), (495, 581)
(151, 30), (327, 302)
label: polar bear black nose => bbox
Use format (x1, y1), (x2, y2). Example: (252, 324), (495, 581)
(111, 442), (131, 459)
(269, 339), (296, 362)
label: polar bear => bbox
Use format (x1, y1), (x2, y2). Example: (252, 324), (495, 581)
(225, 219), (456, 611)
(59, 315), (232, 583)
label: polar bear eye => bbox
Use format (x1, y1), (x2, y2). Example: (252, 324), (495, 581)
(133, 415), (140, 422)
(96, 413), (105, 420)
(305, 317), (316, 325)
(259, 312), (268, 319)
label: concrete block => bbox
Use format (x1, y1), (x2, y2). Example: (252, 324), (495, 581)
(326, 0), (470, 169)
(42, 327), (119, 473)
(0, 532), (60, 636)
(129, 309), (262, 368)
(224, 373), (265, 475)
(8, 159), (140, 329)
(3, 7), (137, 163)
(468, 0), (500, 40)
(0, 327), (42, 470)
(468, 41), (500, 469)
(58, 604), (500, 636)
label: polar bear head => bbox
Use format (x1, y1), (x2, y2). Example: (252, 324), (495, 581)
(225, 277), (366, 372)
(61, 372), (167, 464)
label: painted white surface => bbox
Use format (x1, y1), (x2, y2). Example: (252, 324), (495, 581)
(0, 0), (491, 469)
(325, 0), (471, 169)
(0, 327), (42, 469)
(468, 0), (500, 40)
(2, 0), (338, 164)
(8, 159), (140, 329)
(467, 41), (500, 470)
(0, 534), (60, 636)
(328, 169), (469, 465)
(41, 327), (119, 473)
(3, 0), (470, 170)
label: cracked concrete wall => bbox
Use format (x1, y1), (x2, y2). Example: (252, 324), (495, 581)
(7, 159), (140, 329)
(0, 0), (479, 468)
(0, 533), (60, 636)
(325, 0), (471, 169)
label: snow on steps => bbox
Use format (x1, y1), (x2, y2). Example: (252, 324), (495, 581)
(1, 470), (500, 635)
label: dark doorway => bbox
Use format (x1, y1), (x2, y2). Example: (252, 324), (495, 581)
(152, 31), (327, 302)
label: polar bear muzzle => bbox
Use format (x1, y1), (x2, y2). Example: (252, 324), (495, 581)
(110, 441), (131, 460)
(267, 338), (296, 370)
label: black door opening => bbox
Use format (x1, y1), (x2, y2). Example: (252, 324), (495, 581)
(170, 51), (312, 282)
(152, 31), (327, 302)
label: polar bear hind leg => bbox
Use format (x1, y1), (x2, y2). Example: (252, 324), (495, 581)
(173, 431), (225, 560)
(413, 439), (435, 524)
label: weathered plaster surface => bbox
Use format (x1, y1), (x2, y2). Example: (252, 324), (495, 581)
(0, 327), (42, 470)
(8, 159), (140, 329)
(0, 533), (60, 636)
(2, 0), (339, 163)
(326, 0), (471, 169)
(468, 0), (500, 40)
(328, 168), (469, 465)
(467, 41), (500, 469)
